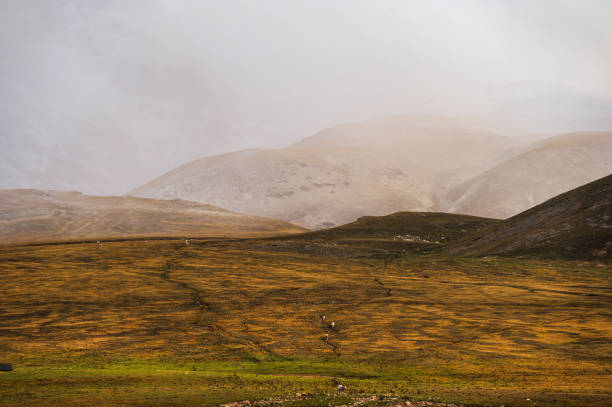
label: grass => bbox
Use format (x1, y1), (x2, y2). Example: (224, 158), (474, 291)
(0, 237), (610, 406)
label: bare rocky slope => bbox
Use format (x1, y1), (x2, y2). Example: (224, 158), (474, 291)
(445, 132), (612, 219)
(447, 174), (612, 262)
(130, 115), (518, 229)
(0, 189), (306, 244)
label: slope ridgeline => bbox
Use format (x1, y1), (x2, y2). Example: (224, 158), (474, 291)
(446, 174), (612, 262)
(0, 189), (306, 244)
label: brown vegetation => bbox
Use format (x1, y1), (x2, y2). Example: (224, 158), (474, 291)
(0, 236), (610, 406)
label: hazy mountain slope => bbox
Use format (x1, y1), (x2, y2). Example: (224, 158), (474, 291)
(286, 116), (518, 188)
(0, 189), (306, 244)
(445, 132), (612, 219)
(131, 115), (518, 229)
(447, 174), (612, 262)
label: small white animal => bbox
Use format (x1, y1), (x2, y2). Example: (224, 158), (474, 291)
(337, 384), (346, 393)
(330, 321), (335, 328)
(321, 315), (326, 320)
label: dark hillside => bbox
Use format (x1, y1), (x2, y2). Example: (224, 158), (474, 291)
(294, 212), (499, 243)
(261, 212), (500, 258)
(447, 174), (612, 262)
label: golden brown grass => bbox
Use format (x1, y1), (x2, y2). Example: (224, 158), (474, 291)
(0, 238), (610, 406)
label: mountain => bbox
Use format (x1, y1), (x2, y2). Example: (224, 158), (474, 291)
(447, 174), (612, 262)
(130, 115), (518, 229)
(0, 189), (306, 244)
(444, 132), (612, 219)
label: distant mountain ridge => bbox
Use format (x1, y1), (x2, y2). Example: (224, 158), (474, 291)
(130, 115), (519, 229)
(445, 132), (612, 219)
(0, 189), (306, 244)
(131, 116), (612, 229)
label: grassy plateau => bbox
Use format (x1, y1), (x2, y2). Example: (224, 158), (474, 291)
(0, 235), (610, 406)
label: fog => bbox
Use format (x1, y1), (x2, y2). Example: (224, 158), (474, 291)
(1, 0), (611, 195)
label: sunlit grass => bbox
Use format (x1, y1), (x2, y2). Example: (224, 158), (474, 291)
(0, 238), (610, 406)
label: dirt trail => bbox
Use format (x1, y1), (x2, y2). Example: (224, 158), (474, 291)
(161, 258), (213, 311)
(373, 277), (392, 297)
(157, 243), (281, 357)
(317, 262), (399, 357)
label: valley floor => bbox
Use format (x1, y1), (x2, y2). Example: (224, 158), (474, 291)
(0, 238), (610, 406)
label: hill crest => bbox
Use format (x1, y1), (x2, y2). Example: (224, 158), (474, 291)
(446, 174), (612, 262)
(0, 189), (306, 244)
(130, 115), (519, 229)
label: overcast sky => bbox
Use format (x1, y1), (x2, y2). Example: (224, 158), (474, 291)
(1, 0), (611, 194)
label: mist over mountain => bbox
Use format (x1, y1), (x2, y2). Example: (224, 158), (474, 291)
(2, 1), (611, 195)
(445, 132), (612, 219)
(130, 115), (519, 228)
(2, 3), (612, 405)
(479, 82), (612, 137)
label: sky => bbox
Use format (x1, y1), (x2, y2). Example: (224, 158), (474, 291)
(1, 0), (611, 195)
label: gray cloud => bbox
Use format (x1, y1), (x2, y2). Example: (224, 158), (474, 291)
(1, 0), (611, 194)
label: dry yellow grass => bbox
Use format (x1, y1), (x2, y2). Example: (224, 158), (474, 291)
(0, 238), (610, 406)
